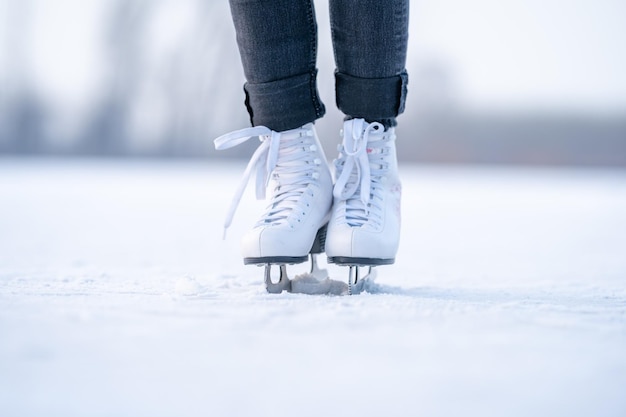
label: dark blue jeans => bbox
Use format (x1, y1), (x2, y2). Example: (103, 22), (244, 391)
(229, 0), (409, 132)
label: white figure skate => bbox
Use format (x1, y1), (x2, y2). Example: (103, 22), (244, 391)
(214, 123), (333, 293)
(326, 118), (402, 294)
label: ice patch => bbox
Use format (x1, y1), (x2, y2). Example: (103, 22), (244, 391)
(174, 275), (204, 296)
(290, 273), (347, 295)
(289, 269), (377, 296)
(3, 160), (626, 417)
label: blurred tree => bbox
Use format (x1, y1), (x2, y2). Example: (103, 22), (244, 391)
(80, 0), (153, 155)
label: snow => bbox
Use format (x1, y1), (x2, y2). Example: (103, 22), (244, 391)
(1, 158), (625, 417)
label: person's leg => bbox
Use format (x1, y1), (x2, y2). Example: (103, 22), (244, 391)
(329, 0), (409, 128)
(216, 1), (333, 289)
(326, 0), (408, 274)
(228, 0), (326, 132)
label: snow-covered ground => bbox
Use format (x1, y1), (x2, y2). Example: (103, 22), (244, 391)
(1, 158), (625, 417)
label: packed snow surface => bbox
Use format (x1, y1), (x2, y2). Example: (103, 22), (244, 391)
(1, 158), (625, 417)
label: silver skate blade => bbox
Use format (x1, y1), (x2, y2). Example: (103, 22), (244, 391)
(264, 264), (291, 294)
(308, 253), (328, 281)
(347, 266), (375, 295)
(263, 256), (376, 296)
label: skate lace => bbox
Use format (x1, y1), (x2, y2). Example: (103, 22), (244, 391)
(333, 120), (393, 228)
(214, 125), (321, 237)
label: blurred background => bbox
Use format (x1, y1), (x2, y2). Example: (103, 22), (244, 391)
(1, 0), (625, 165)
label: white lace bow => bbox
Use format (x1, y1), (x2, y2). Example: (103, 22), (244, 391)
(214, 125), (319, 237)
(333, 119), (391, 228)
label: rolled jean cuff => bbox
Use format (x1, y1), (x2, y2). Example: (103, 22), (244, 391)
(244, 70), (326, 132)
(335, 70), (408, 122)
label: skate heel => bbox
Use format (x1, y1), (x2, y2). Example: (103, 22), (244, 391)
(302, 224), (330, 285)
(245, 224), (328, 266)
(309, 224), (327, 255)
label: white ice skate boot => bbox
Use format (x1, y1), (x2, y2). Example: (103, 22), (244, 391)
(214, 123), (333, 293)
(326, 119), (402, 291)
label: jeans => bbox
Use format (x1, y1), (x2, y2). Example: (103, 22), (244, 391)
(228, 0), (409, 132)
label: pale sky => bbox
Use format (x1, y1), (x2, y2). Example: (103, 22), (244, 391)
(409, 0), (626, 112)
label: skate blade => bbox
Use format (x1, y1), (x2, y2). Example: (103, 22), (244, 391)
(264, 264), (292, 293)
(264, 254), (375, 295)
(346, 266), (376, 295)
(266, 271), (374, 296)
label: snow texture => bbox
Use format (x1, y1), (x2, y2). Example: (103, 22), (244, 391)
(1, 158), (625, 417)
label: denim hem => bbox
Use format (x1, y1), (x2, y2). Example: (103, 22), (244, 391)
(335, 70), (408, 121)
(244, 70), (326, 132)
